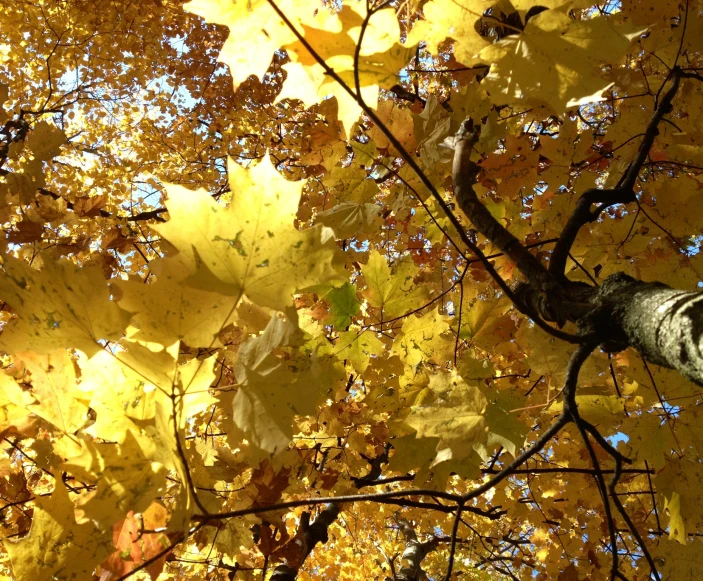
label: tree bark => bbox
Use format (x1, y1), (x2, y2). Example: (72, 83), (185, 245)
(394, 520), (436, 581)
(585, 273), (703, 386)
(269, 503), (340, 581)
(451, 108), (703, 387)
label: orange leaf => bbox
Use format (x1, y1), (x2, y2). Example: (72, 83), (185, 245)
(102, 503), (170, 580)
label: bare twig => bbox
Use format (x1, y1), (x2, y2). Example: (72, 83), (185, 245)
(442, 341), (597, 579)
(265, 0), (588, 345)
(550, 69), (682, 278)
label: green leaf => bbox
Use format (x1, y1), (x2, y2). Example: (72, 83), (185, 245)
(324, 282), (361, 330)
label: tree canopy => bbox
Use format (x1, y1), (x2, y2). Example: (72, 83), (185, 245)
(1, 0), (703, 579)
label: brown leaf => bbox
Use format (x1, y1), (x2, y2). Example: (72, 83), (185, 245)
(74, 195), (108, 217)
(249, 461), (291, 508)
(102, 228), (134, 253)
(7, 220), (43, 243)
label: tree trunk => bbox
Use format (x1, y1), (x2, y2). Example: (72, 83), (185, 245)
(585, 273), (703, 386)
(394, 520), (436, 581)
(269, 503), (340, 581)
(451, 115), (703, 386)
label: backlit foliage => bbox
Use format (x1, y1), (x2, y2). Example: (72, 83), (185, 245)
(0, 0), (702, 580)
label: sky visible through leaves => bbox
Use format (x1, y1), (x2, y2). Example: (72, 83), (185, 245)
(0, 0), (702, 580)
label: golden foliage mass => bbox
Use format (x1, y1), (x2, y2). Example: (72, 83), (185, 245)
(0, 0), (702, 580)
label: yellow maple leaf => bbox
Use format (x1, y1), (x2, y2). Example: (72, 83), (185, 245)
(0, 370), (36, 438)
(406, 0), (489, 64)
(655, 458), (703, 544)
(60, 431), (167, 531)
(316, 202), (382, 240)
(177, 355), (219, 428)
(5, 481), (111, 581)
(233, 315), (344, 455)
(79, 349), (158, 442)
(184, 0), (334, 90)
(82, 343), (217, 530)
(327, 42), (416, 101)
(279, 4), (412, 130)
(547, 394), (624, 428)
(362, 250), (429, 320)
(405, 371), (487, 456)
(335, 329), (384, 374)
(476, 389), (528, 460)
(0, 255), (131, 356)
(388, 433), (440, 477)
(154, 156), (343, 311)
(653, 538), (703, 578)
(390, 307), (453, 367)
(22, 351), (88, 434)
(116, 258), (238, 347)
(478, 9), (645, 113)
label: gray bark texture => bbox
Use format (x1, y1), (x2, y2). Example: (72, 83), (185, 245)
(585, 273), (703, 386)
(451, 100), (703, 386)
(394, 520), (436, 581)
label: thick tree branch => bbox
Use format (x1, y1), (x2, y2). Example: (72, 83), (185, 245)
(452, 120), (558, 297)
(451, 119), (596, 333)
(269, 503), (340, 581)
(267, 0), (588, 345)
(394, 520), (438, 581)
(582, 273), (703, 385)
